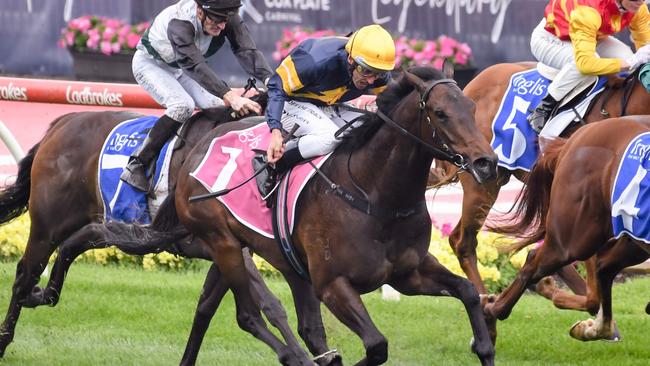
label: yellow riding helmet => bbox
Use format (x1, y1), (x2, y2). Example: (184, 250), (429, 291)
(345, 24), (396, 72)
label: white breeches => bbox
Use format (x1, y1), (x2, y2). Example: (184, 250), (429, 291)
(132, 50), (224, 123)
(530, 19), (633, 100)
(280, 100), (365, 158)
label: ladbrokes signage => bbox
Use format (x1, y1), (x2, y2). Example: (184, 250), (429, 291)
(0, 82), (28, 102)
(65, 86), (123, 106)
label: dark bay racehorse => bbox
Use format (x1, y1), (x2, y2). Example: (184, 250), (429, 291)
(98, 66), (498, 365)
(442, 62), (650, 305)
(484, 116), (650, 341)
(0, 106), (333, 365)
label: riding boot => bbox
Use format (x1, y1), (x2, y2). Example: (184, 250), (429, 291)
(254, 148), (304, 198)
(120, 115), (181, 191)
(527, 94), (558, 133)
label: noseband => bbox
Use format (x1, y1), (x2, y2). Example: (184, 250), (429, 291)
(375, 78), (469, 169)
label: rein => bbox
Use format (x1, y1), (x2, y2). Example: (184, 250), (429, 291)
(306, 77), (467, 219)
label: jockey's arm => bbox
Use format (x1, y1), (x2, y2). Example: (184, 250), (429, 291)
(570, 7), (625, 75)
(167, 19), (231, 98)
(629, 6), (650, 50)
(224, 14), (274, 84)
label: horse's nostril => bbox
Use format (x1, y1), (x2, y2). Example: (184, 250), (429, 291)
(474, 157), (497, 179)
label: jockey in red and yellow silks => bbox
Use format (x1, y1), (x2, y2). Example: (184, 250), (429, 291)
(527, 0), (650, 133)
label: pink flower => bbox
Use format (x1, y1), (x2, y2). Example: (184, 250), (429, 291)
(102, 27), (116, 41)
(111, 42), (121, 54)
(126, 33), (141, 49)
(86, 37), (99, 49)
(440, 223), (453, 237)
(65, 31), (75, 46)
(100, 40), (113, 55)
(433, 58), (444, 70)
(119, 25), (131, 37)
(104, 18), (123, 30)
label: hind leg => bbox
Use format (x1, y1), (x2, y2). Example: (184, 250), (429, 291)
(180, 262), (229, 366)
(199, 232), (312, 366)
(0, 232), (56, 357)
(283, 273), (341, 366)
(569, 238), (649, 341)
(391, 254), (495, 366)
(450, 172), (505, 293)
(23, 224), (109, 308)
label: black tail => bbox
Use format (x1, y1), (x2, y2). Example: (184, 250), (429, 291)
(98, 189), (190, 254)
(0, 142), (39, 224)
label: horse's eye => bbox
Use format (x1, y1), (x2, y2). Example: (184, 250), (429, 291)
(434, 109), (446, 120)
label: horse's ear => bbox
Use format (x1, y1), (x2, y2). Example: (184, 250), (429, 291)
(404, 70), (426, 93)
(442, 59), (455, 80)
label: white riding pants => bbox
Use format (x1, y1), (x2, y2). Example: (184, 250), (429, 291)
(280, 100), (365, 159)
(530, 19), (633, 100)
(132, 50), (224, 123)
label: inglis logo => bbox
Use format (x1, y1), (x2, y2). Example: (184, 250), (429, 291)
(65, 86), (123, 106)
(511, 75), (546, 97)
(0, 82), (28, 101)
(628, 139), (650, 160)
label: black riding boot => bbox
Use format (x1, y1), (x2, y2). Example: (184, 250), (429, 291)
(120, 115), (181, 191)
(527, 94), (558, 133)
(253, 148), (304, 198)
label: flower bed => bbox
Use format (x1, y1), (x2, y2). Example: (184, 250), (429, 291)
(273, 26), (473, 71)
(59, 15), (149, 56)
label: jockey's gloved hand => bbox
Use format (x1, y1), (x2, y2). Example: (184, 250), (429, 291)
(223, 90), (262, 117)
(625, 44), (650, 70)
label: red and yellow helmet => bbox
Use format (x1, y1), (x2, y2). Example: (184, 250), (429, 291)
(345, 24), (396, 72)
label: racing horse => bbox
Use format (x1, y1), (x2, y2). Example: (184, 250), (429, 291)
(442, 62), (650, 307)
(97, 65), (498, 365)
(484, 116), (650, 341)
(0, 104), (336, 365)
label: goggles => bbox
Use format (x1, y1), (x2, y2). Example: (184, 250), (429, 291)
(354, 63), (388, 79)
(203, 9), (236, 23)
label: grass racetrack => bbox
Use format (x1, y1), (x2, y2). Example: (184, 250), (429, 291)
(0, 261), (649, 365)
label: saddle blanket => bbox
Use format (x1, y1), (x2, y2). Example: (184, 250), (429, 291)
(98, 116), (175, 223)
(190, 123), (329, 238)
(490, 69), (605, 171)
(612, 132), (650, 243)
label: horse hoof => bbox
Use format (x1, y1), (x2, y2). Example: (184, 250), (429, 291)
(313, 349), (342, 366)
(646, 301), (650, 315)
(569, 319), (596, 341)
(601, 321), (622, 343)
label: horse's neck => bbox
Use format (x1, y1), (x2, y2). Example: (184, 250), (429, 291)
(345, 108), (433, 205)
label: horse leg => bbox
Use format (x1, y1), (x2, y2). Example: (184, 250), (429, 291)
(449, 173), (504, 294)
(180, 263), (229, 366)
(202, 233), (313, 366)
(569, 238), (648, 341)
(0, 233), (55, 357)
(317, 277), (387, 366)
(244, 251), (323, 365)
(391, 254), (495, 366)
(23, 224), (108, 308)
(283, 274), (341, 366)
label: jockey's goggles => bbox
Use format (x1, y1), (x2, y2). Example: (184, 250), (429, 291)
(204, 9), (236, 23)
(354, 63), (388, 79)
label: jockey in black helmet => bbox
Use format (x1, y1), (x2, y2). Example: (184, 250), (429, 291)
(121, 0), (273, 191)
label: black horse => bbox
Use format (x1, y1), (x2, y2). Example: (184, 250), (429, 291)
(97, 65), (498, 365)
(0, 102), (337, 365)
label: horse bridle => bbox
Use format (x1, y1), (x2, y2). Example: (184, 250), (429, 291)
(375, 78), (469, 169)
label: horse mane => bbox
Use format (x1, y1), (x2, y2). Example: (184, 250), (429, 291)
(337, 66), (446, 152)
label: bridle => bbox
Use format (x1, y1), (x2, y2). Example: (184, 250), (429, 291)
(375, 78), (470, 170)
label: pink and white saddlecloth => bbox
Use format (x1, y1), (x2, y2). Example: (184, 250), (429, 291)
(190, 123), (328, 238)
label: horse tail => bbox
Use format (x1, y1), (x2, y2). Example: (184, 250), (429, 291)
(98, 189), (190, 254)
(0, 142), (39, 224)
(490, 138), (568, 253)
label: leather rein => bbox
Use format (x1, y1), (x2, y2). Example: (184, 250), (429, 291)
(309, 78), (469, 220)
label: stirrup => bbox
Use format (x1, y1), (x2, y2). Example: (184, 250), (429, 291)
(120, 159), (150, 192)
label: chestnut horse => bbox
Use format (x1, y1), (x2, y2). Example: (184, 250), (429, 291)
(484, 116), (650, 341)
(0, 107), (334, 365)
(445, 62), (650, 304)
(97, 66), (498, 365)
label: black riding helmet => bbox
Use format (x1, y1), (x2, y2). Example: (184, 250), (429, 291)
(195, 0), (241, 22)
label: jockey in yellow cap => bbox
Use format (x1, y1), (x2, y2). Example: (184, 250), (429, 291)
(258, 24), (396, 197)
